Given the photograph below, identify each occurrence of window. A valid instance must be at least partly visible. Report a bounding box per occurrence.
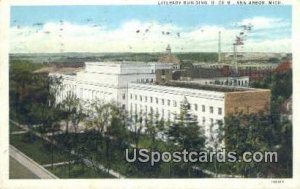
[135,104,137,112]
[156,98,159,104]
[135,95,137,100]
[202,105,205,112]
[162,99,165,105]
[122,104,125,109]
[130,93,133,99]
[194,104,198,111]
[122,93,126,100]
[167,100,171,106]
[168,110,171,119]
[210,118,214,126]
[145,96,148,102]
[173,100,177,107]
[210,106,213,114]
[202,117,206,125]
[162,70,166,75]
[150,97,153,103]
[140,95,142,101]
[218,107,222,115]
[162,109,165,118]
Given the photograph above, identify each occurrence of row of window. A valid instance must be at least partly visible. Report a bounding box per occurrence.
[136,78,154,83]
[129,104,222,126]
[130,103,223,121]
[129,94,223,115]
[209,80,248,86]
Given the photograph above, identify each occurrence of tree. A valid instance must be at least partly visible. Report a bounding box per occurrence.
[87,100,128,174]
[60,92,81,134]
[59,92,85,176]
[167,97,206,177]
[224,112,292,177]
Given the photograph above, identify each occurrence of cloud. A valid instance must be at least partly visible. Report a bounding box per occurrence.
[10,17,291,53]
[238,16,289,30]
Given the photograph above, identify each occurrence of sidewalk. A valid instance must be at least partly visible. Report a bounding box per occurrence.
[10,145,58,179]
[10,119,125,178]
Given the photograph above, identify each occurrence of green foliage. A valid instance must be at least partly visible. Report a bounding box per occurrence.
[224,112,292,177]
[177,52,218,62]
[9,59,61,125]
[251,70,292,112]
[168,98,205,150]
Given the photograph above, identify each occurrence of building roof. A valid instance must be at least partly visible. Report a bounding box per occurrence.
[161,81,262,93]
[158,44,180,64]
[188,67,224,78]
[274,61,292,73]
[158,54,180,64]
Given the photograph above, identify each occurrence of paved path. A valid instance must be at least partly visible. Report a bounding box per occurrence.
[10,145,58,179]
[11,120,238,178]
[42,161,75,168]
[9,156,39,179]
[10,131,28,135]
[10,119,125,178]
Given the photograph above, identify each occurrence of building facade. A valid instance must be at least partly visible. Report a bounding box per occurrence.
[51,61,271,147]
[51,61,173,110]
[127,82,270,146]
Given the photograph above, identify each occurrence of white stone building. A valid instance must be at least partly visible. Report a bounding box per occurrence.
[127,81,270,145]
[50,60,270,147]
[50,61,173,110]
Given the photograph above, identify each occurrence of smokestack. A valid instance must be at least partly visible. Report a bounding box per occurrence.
[218,31,221,63]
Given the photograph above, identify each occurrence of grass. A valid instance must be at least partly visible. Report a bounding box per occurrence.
[9,122,26,133]
[47,163,115,178]
[10,130,210,178]
[10,133,73,164]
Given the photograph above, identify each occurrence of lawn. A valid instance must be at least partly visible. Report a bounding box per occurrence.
[10,133,74,165]
[9,122,26,133]
[47,163,115,178]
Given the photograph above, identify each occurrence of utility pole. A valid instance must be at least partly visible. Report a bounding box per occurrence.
[218,31,221,63]
[233,44,238,75]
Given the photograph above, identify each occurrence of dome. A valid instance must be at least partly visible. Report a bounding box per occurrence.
[158,44,180,64]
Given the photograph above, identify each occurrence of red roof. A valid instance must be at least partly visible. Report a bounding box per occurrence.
[274,61,292,73]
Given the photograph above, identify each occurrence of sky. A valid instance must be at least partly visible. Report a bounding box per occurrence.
[10,5,292,53]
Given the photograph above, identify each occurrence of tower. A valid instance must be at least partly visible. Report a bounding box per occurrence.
[166,44,171,55]
[218,31,221,63]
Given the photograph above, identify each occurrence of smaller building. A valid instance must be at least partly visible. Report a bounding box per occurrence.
[158,44,180,69]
